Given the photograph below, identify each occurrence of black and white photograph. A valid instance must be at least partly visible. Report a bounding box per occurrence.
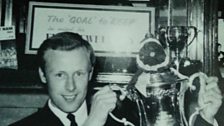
[0,0,223,126]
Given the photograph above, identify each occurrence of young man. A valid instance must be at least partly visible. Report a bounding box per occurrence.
[9,32,118,126]
[10,32,222,126]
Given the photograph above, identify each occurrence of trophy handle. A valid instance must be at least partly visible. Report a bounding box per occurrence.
[171,68,208,126]
[109,112,135,126]
[188,72,207,94]
[157,27,168,48]
[187,26,197,46]
[105,84,135,126]
[187,72,209,126]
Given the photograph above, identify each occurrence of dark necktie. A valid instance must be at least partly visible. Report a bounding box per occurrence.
[67,113,78,126]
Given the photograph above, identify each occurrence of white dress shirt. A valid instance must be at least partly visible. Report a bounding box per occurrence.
[48,100,88,126]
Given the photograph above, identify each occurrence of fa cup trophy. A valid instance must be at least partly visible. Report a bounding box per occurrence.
[109,37,209,126]
[132,37,188,126]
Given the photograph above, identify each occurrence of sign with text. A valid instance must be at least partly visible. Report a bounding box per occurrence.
[26,2,155,56]
[0,26,15,41]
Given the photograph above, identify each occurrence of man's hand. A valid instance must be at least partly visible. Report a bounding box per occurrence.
[198,76,223,124]
[83,86,117,126]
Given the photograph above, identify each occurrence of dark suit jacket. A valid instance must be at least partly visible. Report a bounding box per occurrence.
[9,104,64,126]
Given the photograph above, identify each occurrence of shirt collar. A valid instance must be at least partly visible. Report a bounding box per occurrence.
[48,99,88,126]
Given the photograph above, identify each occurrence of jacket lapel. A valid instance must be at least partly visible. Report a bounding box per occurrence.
[36,103,64,126]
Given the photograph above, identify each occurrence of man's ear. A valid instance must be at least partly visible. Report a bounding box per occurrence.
[38,67,47,83]
[88,67,94,81]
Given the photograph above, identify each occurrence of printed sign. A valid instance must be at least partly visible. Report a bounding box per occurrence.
[26,2,155,56]
[0,26,15,41]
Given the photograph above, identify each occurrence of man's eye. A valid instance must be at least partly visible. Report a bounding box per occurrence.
[75,71,86,76]
[55,73,65,78]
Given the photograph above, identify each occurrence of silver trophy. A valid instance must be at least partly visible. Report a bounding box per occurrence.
[159,26,197,71]
[133,38,188,126]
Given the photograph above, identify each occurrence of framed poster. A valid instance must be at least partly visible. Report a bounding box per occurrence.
[26,2,155,57]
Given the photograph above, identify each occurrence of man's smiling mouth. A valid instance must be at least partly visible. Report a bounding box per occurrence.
[63,95,77,101]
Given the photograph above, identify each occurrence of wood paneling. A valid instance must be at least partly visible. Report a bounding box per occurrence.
[187,0,218,75]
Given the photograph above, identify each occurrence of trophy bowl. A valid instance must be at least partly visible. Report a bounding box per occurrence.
[159,26,197,52]
[125,70,187,126]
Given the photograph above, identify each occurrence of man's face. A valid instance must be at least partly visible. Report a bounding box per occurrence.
[39,48,92,113]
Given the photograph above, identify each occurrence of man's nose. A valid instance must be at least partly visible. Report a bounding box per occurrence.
[65,77,76,91]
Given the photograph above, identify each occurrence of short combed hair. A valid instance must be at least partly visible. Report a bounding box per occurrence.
[37,32,96,71]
